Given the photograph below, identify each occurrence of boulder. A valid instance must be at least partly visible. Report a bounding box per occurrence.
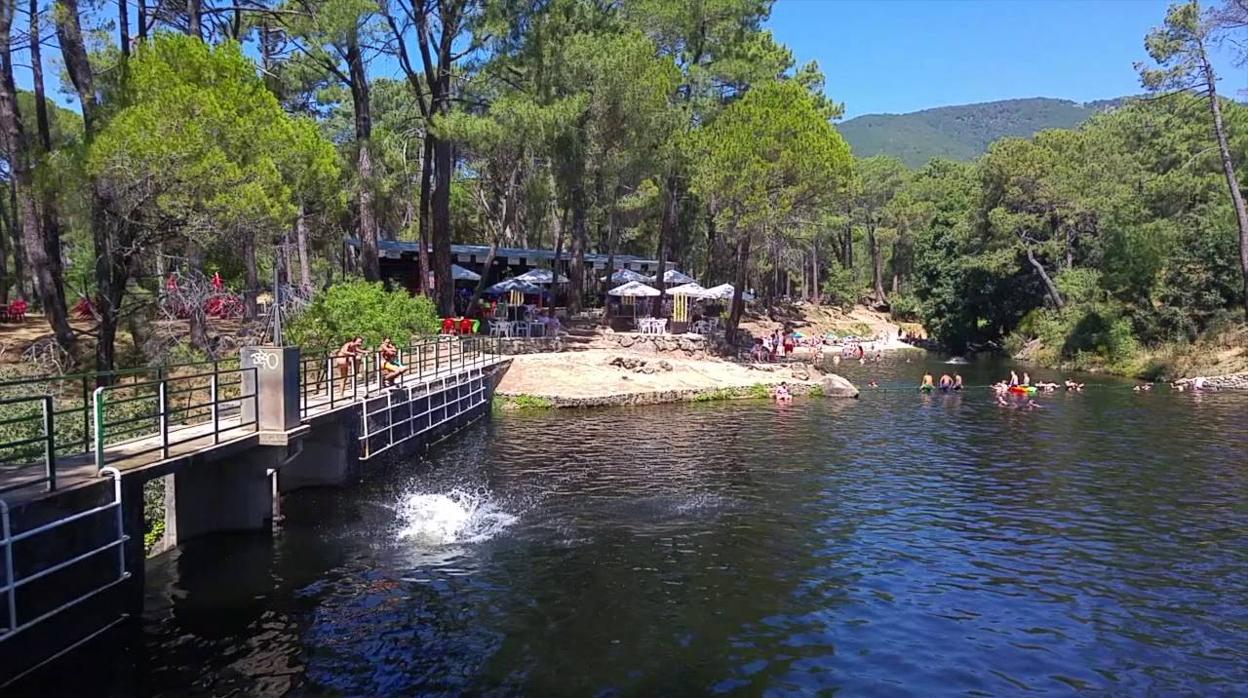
[819,374,860,398]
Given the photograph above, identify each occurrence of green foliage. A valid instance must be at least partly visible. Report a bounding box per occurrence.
[88,35,339,242]
[838,97,1124,167]
[494,394,554,409]
[1011,301,1142,372]
[285,280,439,349]
[821,265,860,310]
[888,292,921,322]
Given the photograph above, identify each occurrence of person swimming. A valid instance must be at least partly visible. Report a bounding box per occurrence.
[773,382,793,402]
[1022,372,1031,387]
[920,373,935,392]
[1064,379,1084,391]
[1009,370,1020,387]
[938,374,953,392]
[952,374,964,391]
[868,379,879,389]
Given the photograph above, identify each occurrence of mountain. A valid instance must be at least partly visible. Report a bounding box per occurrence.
[837,97,1127,167]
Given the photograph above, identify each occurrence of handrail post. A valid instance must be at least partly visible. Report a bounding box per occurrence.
[92,387,106,471]
[2,501,16,634]
[159,380,169,459]
[80,376,89,455]
[328,357,335,408]
[42,395,56,491]
[210,372,220,445]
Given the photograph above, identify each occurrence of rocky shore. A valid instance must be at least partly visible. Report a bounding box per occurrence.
[1173,373,1248,391]
[495,348,858,409]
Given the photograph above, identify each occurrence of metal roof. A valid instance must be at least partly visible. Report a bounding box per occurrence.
[348,238,660,268]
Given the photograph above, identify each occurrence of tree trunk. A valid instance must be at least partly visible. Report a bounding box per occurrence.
[118,0,129,56]
[811,240,819,302]
[137,0,146,42]
[187,0,201,39]
[432,135,453,315]
[467,238,498,311]
[726,225,751,346]
[7,178,24,301]
[868,224,886,305]
[1025,245,1064,309]
[417,133,433,295]
[186,245,210,351]
[0,6,73,350]
[242,232,258,319]
[347,40,380,282]
[0,201,7,304]
[57,0,122,375]
[550,204,564,310]
[567,184,586,313]
[1201,62,1248,315]
[655,174,679,313]
[296,206,312,295]
[29,0,71,339]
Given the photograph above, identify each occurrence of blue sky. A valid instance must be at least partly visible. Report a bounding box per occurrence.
[769,0,1248,119]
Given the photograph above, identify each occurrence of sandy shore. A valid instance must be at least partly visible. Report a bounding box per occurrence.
[495,348,857,408]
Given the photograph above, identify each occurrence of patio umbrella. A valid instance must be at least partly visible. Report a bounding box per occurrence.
[515,268,569,285]
[451,264,481,281]
[607,280,661,297]
[652,269,696,285]
[704,283,755,301]
[666,282,710,298]
[486,277,543,295]
[601,268,649,284]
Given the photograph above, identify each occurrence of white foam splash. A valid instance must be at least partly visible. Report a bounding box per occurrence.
[395,488,517,545]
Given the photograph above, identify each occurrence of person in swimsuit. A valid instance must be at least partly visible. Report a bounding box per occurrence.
[1022,372,1031,387]
[938,374,953,392]
[952,374,964,391]
[773,382,793,402]
[1009,370,1020,387]
[379,337,408,386]
[920,373,935,392]
[334,336,366,390]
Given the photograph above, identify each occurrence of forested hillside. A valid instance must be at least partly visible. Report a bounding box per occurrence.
[838,97,1125,166]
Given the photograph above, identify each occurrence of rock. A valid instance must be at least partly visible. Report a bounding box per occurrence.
[819,374,860,398]
[790,366,810,381]
[657,360,673,372]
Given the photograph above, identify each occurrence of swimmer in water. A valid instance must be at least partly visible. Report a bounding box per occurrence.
[1063,379,1084,391]
[952,374,964,391]
[1025,399,1043,410]
[938,374,953,392]
[996,393,1010,407]
[920,373,935,392]
[773,382,793,402]
[1009,370,1020,387]
[1022,372,1031,387]
[868,379,879,389]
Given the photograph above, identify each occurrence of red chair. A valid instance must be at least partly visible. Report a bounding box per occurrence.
[7,299,27,322]
[458,317,474,335]
[441,317,456,334]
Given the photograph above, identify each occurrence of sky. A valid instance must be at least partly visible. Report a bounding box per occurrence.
[768,0,1248,119]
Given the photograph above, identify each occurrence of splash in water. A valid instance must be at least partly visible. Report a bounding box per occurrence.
[395,488,517,545]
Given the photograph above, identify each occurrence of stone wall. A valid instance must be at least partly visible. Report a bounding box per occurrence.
[1174,372,1248,390]
[605,333,707,357]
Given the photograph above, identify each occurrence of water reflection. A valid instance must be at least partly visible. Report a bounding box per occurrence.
[66,356,1248,695]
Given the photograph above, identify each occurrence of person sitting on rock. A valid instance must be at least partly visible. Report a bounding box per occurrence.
[773,382,793,402]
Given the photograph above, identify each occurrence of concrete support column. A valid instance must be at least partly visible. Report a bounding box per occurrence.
[165,447,281,544]
[279,419,359,492]
[241,346,301,432]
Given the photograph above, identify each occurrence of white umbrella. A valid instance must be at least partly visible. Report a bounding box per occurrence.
[515,268,569,285]
[666,282,710,298]
[653,269,696,285]
[452,264,481,281]
[601,268,649,283]
[486,277,543,295]
[704,283,755,301]
[607,280,661,297]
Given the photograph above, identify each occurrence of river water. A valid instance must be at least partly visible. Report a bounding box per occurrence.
[70,356,1248,696]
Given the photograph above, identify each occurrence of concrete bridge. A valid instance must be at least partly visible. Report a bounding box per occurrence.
[0,335,511,686]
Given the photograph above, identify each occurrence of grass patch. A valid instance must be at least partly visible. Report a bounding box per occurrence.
[494,394,554,410]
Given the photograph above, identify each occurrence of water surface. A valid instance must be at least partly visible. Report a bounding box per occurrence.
[69,357,1248,695]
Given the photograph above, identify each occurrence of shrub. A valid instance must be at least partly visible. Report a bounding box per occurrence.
[888,293,921,322]
[285,280,439,350]
[820,266,860,311]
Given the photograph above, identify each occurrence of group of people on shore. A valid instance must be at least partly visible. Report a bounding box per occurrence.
[752,329,798,362]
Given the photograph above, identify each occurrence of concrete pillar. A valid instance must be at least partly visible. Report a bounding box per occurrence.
[165,447,281,543]
[241,346,301,432]
[278,418,359,492]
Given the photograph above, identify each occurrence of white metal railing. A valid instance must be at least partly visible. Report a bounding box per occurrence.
[0,468,129,647]
[358,367,489,460]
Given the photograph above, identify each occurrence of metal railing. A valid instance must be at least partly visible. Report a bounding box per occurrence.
[0,396,56,495]
[358,367,490,461]
[0,468,129,647]
[299,335,503,419]
[91,365,258,471]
